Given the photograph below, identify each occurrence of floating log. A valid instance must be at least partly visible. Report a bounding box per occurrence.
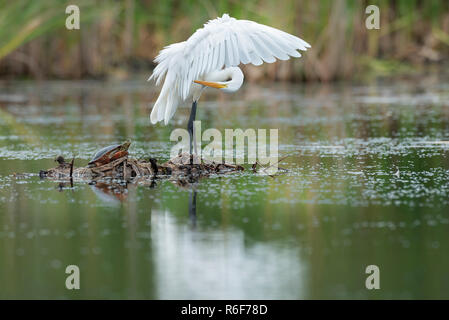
[39,153,245,182]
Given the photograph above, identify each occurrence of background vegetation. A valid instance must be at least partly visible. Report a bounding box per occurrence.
[0,0,448,82]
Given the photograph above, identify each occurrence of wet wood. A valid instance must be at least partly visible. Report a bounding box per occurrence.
[39,153,244,183]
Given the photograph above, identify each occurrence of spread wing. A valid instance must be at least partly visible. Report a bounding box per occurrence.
[149,13,311,124]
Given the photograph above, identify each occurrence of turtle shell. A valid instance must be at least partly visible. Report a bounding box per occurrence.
[88,144,121,166]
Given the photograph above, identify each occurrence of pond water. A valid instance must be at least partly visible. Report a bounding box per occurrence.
[0,75,449,299]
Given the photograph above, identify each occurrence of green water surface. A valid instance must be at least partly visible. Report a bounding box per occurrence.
[0,77,449,299]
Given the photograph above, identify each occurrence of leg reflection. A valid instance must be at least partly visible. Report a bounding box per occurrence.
[188,189,197,228]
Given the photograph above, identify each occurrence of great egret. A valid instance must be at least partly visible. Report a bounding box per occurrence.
[149,13,310,154]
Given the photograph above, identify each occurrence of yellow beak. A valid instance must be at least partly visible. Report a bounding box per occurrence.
[194,80,227,89]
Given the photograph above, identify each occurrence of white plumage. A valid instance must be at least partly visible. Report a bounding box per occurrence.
[149,13,311,125]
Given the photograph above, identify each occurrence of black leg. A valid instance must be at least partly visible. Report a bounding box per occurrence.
[187,101,197,155]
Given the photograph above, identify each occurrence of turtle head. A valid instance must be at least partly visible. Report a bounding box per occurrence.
[122,140,131,150]
[55,156,65,164]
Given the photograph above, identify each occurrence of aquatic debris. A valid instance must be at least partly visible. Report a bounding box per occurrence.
[39,141,245,184]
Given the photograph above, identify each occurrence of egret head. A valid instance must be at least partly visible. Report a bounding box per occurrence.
[194,67,244,93]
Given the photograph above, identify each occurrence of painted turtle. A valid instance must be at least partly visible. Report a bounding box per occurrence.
[88,141,131,168]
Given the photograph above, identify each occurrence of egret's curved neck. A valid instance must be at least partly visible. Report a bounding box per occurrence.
[204,67,244,93]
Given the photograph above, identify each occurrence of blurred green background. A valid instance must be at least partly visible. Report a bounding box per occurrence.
[0,0,448,82]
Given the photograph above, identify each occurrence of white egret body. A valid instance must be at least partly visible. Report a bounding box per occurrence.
[149,14,310,153]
